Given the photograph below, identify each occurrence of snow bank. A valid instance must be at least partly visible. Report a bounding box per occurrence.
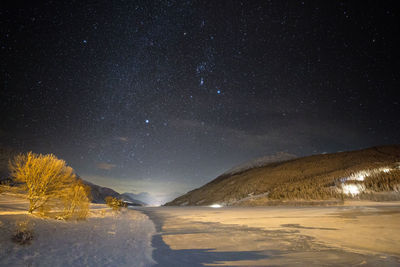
[0,193,156,267]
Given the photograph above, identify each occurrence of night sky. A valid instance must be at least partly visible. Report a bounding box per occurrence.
[1,1,399,204]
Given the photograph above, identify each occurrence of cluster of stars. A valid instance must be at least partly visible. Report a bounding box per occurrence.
[0,1,398,198]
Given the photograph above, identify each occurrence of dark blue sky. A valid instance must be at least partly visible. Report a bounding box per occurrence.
[1,1,399,203]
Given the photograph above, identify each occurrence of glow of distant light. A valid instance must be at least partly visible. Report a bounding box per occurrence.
[209,204,222,208]
[354,173,365,181]
[348,171,368,181]
[145,119,149,124]
[217,90,221,94]
[342,184,364,196]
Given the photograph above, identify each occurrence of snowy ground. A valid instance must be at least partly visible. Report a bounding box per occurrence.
[2,191,400,266]
[138,202,400,266]
[0,192,155,267]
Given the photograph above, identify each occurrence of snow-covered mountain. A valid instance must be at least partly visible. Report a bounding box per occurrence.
[166,145,400,206]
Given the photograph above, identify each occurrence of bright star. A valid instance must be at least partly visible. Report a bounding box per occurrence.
[217,90,221,94]
[145,119,149,124]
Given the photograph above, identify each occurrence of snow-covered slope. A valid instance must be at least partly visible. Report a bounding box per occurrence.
[0,193,156,266]
[166,145,400,206]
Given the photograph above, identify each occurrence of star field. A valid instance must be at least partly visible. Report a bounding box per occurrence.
[1,1,399,203]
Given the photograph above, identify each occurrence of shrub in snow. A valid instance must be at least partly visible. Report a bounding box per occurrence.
[9,152,91,219]
[105,196,127,211]
[61,180,91,220]
[12,220,34,245]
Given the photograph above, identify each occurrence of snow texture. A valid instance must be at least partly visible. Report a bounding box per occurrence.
[0,193,156,267]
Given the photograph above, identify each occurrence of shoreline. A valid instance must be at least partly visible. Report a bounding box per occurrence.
[0,192,156,267]
[163,199,400,208]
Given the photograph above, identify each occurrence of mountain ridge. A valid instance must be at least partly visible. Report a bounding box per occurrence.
[166,145,400,206]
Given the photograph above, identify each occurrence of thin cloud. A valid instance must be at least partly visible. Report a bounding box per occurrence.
[115,136,129,142]
[170,117,367,153]
[96,162,117,170]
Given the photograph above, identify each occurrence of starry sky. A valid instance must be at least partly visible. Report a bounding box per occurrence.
[1,1,399,204]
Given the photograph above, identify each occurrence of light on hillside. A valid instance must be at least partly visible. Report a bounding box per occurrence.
[342,184,365,196]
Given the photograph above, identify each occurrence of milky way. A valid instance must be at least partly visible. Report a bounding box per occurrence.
[1,1,399,202]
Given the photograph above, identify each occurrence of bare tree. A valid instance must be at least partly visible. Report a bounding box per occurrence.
[9,152,90,219]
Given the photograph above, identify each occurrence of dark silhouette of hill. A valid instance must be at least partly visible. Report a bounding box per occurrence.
[166,145,400,206]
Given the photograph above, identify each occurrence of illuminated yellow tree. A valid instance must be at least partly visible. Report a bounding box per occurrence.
[9,152,90,218]
[62,181,91,219]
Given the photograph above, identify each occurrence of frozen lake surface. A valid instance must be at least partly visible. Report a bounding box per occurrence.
[137,203,400,266]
